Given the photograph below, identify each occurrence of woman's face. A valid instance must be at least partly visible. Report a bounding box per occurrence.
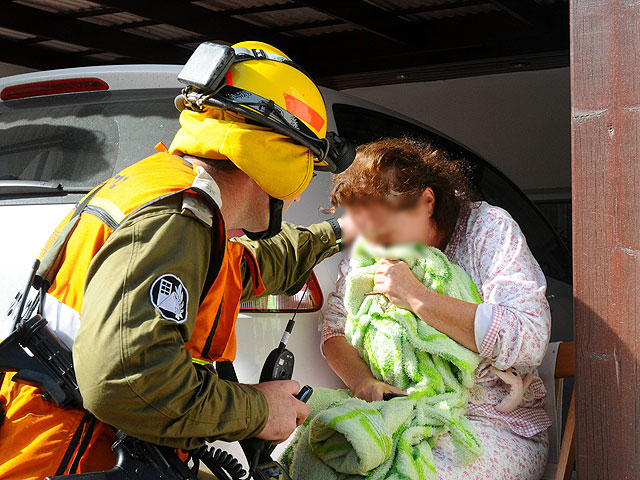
[344,189,441,248]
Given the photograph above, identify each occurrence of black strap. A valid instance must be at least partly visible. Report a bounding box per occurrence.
[68,415,97,474]
[198,192,226,305]
[218,86,319,141]
[326,217,343,250]
[201,300,223,360]
[0,392,5,428]
[232,46,314,80]
[54,412,93,476]
[216,360,238,383]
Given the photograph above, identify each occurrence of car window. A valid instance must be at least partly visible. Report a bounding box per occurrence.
[0,89,180,202]
[332,103,572,284]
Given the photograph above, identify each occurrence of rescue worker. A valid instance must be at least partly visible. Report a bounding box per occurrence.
[0,41,353,479]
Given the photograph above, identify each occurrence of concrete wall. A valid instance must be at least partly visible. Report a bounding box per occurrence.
[344,67,571,198]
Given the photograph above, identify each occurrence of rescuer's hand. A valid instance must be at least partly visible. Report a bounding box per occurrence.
[253,380,311,443]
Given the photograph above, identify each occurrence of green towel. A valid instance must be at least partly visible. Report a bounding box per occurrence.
[282,241,484,480]
[345,240,483,392]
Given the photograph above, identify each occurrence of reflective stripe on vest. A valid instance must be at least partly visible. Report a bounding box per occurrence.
[38,152,265,363]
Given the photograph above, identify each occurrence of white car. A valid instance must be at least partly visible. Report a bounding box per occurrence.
[0,65,573,464]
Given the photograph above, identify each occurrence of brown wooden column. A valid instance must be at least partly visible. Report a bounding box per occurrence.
[571,1,640,478]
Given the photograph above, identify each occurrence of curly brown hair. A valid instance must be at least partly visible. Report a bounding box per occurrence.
[329,137,479,243]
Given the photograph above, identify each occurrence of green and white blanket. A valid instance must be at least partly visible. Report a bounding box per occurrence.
[282,241,484,480]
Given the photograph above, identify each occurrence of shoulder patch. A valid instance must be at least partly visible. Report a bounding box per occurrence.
[150,274,189,324]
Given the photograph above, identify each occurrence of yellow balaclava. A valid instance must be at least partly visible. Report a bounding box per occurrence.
[169,107,314,200]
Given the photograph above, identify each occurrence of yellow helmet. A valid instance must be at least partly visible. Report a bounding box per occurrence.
[176,41,354,174]
[230,41,327,140]
[174,40,355,240]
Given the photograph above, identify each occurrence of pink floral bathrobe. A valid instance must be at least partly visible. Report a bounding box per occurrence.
[322,201,552,480]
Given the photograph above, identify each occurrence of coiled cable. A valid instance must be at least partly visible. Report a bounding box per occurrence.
[189,444,247,480]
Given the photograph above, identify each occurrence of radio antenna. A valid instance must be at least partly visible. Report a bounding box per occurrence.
[276,277,311,353]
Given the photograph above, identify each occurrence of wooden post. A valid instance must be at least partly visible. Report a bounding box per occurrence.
[571,1,640,478]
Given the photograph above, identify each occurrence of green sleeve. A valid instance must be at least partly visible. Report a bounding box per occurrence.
[233,221,340,302]
[73,198,268,449]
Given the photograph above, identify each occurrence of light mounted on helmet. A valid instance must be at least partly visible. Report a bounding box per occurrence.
[176,42,355,175]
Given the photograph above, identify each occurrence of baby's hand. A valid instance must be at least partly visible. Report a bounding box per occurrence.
[352,377,406,402]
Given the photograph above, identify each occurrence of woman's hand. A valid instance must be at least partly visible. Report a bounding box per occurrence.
[373,259,480,352]
[373,259,427,310]
[352,377,407,402]
[324,337,406,403]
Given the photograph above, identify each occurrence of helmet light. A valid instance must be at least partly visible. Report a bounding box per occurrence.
[177,42,236,94]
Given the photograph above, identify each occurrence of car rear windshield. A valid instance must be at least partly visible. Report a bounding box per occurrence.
[0,89,180,196]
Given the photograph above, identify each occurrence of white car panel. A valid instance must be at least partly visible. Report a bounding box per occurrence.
[0,204,71,339]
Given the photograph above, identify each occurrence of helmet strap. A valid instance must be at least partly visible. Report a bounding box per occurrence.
[232,46,313,79]
[242,195,284,241]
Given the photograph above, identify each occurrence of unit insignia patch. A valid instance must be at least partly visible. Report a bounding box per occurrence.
[150,274,188,324]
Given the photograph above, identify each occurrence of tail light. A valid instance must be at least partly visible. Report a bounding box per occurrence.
[240,271,324,313]
[1,77,109,101]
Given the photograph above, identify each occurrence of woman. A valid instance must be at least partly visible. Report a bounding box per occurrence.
[323,138,551,479]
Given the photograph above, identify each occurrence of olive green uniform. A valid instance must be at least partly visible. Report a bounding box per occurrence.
[73,194,340,450]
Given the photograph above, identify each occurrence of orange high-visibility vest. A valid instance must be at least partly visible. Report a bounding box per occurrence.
[0,152,265,479]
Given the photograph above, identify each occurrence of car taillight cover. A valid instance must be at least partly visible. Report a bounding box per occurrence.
[0,77,109,101]
[240,271,324,313]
